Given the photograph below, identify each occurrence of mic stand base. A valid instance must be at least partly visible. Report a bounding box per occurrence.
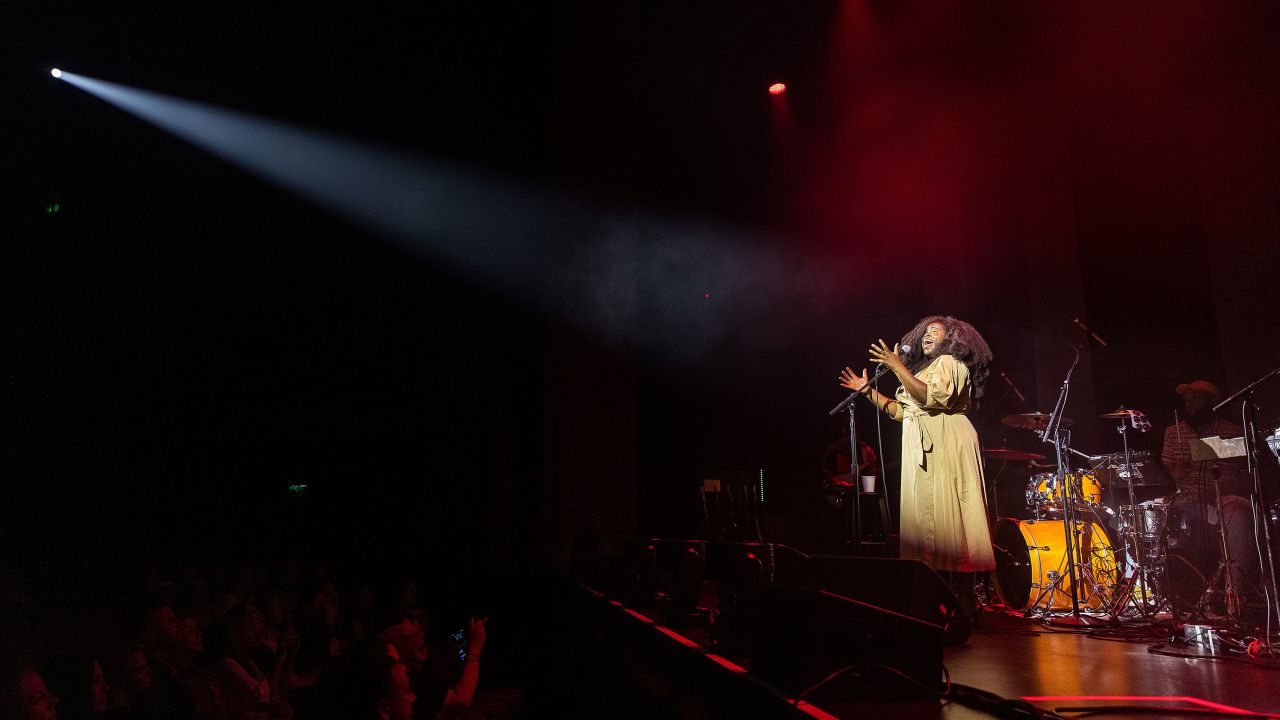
[1044,613,1108,628]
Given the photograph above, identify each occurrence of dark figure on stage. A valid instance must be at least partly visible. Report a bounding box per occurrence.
[815,432,880,552]
[1160,380,1257,598]
[839,316,995,616]
[821,431,877,491]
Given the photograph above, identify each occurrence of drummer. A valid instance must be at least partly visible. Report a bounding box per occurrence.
[1160,380,1256,590]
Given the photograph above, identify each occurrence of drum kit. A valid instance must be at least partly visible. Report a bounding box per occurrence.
[974,360,1280,642]
[984,408,1181,621]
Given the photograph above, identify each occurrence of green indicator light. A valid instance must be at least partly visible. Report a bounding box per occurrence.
[46,203,61,214]
[759,468,765,503]
[288,483,310,495]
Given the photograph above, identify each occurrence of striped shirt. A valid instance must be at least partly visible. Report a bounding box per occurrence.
[1161,416,1248,502]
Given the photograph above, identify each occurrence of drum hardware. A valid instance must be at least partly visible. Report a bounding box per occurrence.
[1001,411,1074,431]
[1019,344,1108,625]
[991,518,1117,612]
[1026,470,1104,518]
[1090,450,1173,488]
[1099,406,1153,432]
[1101,407,1170,620]
[982,448,1047,462]
[1192,442,1246,624]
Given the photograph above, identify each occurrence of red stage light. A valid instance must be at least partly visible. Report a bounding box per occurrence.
[768,82,786,96]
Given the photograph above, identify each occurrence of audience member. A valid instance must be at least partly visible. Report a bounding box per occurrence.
[105,642,151,716]
[2,666,59,720]
[44,654,110,720]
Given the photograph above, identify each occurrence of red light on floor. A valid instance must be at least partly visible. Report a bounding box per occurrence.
[704,654,748,673]
[623,608,654,624]
[768,83,786,96]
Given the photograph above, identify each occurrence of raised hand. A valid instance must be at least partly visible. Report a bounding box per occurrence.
[467,616,488,655]
[839,367,870,393]
[868,339,904,372]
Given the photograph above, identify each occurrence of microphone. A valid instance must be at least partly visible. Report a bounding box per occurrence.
[1071,317,1108,347]
[999,372,1027,403]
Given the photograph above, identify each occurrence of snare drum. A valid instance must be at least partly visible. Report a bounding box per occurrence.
[1026,471,1104,516]
[992,518,1117,611]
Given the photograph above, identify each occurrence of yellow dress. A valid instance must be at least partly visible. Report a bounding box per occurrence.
[889,354,995,572]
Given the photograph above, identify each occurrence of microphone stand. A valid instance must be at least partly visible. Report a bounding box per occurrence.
[830,363,896,557]
[1213,364,1280,633]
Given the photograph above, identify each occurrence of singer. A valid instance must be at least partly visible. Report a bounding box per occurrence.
[839,315,995,617]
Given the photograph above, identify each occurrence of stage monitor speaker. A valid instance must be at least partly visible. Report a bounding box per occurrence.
[750,583,943,701]
[803,555,971,644]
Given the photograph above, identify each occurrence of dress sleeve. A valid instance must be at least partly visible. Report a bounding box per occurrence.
[887,400,904,422]
[921,355,969,411]
[887,389,905,422]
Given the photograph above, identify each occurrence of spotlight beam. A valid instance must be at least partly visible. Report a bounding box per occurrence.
[51,69,835,367]
[53,70,543,289]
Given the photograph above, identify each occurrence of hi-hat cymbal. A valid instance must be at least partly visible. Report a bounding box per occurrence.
[1100,407,1143,419]
[982,448,1047,462]
[1001,412,1074,430]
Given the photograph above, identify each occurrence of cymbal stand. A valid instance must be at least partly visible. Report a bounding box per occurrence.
[1107,415,1163,620]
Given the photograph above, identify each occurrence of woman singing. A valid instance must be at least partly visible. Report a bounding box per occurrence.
[839,316,995,615]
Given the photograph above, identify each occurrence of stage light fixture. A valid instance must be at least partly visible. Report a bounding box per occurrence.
[767,82,786,96]
[51,68,62,78]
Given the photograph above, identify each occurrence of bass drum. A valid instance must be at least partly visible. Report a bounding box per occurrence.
[992,518,1118,611]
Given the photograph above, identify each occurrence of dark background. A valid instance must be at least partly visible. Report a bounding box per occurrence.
[3,1,1278,589]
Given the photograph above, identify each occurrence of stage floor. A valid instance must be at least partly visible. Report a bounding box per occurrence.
[936,607,1280,719]
[582,583,1280,719]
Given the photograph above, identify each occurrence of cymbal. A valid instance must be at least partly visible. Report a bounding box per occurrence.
[982,448,1047,462]
[1100,407,1143,419]
[1001,412,1074,430]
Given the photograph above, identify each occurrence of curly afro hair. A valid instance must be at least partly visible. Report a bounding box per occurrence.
[898,315,993,404]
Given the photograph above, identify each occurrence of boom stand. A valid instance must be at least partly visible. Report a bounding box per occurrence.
[1030,346,1105,626]
[1214,365,1280,636]
[829,364,895,557]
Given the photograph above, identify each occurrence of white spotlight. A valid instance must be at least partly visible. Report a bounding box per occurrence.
[51,68,62,78]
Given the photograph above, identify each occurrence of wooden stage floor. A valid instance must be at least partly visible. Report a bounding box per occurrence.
[579,582,1280,719]
[933,606,1280,719]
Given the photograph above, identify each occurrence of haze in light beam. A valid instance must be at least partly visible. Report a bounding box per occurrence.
[54,70,546,290]
[52,70,842,368]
